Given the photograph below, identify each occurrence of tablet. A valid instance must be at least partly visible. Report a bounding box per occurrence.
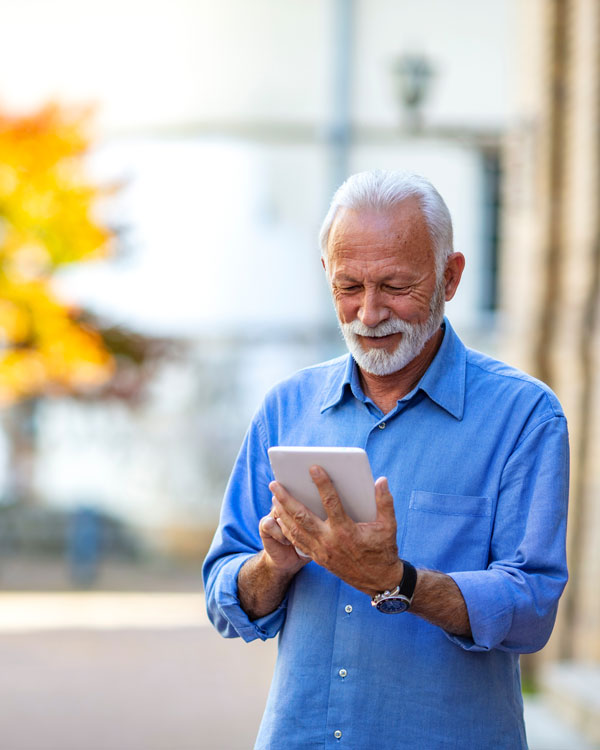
[267,446,376,523]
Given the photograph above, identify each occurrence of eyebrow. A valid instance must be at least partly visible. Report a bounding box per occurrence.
[332,272,415,284]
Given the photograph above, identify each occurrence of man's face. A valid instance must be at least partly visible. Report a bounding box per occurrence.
[325,200,446,376]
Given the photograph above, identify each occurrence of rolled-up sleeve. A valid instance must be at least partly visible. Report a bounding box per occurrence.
[446,415,569,653]
[202,411,287,642]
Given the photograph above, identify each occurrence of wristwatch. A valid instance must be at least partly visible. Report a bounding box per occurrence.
[371,560,417,614]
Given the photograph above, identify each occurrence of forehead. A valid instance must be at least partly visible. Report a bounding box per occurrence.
[327,200,435,272]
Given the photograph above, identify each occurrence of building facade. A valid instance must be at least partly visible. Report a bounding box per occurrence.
[501,0,600,741]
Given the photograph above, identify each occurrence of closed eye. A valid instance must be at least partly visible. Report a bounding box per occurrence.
[335,284,361,293]
[383,285,410,294]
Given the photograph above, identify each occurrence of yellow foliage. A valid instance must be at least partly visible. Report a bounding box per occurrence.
[0,103,116,404]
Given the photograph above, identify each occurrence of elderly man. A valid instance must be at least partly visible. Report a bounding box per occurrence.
[203,170,569,749]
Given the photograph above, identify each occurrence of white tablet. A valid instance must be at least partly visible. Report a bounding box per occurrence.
[267,446,376,523]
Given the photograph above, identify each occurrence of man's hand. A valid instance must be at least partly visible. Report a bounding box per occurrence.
[270,466,403,597]
[236,505,310,622]
[258,510,310,576]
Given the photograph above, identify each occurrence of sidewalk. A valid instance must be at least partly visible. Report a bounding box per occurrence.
[0,592,272,750]
[524,696,597,750]
[0,591,209,631]
[0,592,595,750]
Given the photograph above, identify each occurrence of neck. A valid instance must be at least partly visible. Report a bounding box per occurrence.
[358,327,444,415]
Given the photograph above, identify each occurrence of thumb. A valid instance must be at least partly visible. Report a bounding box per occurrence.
[374,476,395,523]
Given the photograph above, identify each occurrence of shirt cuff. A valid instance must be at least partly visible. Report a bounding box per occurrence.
[212,553,288,642]
[445,570,513,652]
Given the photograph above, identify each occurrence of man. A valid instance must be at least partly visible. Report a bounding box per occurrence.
[203,170,569,749]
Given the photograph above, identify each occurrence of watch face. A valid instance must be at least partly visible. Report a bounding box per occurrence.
[376,596,409,614]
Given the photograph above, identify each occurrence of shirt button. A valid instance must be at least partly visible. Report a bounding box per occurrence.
[338,668,347,678]
[334,730,342,739]
[378,422,386,429]
[344,604,352,613]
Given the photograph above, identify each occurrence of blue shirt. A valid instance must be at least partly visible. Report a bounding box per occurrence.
[203,319,569,750]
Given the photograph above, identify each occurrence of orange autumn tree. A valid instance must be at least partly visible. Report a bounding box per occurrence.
[0,103,115,404]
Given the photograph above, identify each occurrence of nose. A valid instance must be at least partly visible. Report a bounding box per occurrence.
[358,288,390,328]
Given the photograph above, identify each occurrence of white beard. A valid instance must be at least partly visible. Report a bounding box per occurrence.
[338,280,446,376]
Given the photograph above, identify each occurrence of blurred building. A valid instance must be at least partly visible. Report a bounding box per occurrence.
[501,0,600,743]
[0,0,516,543]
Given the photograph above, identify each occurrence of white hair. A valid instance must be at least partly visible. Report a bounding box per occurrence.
[319,169,454,279]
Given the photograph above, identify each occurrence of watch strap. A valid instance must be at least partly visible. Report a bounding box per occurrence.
[398,559,417,601]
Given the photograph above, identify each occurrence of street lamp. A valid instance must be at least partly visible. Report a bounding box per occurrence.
[393,52,435,132]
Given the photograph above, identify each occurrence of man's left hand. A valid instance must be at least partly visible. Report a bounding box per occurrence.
[269,466,403,597]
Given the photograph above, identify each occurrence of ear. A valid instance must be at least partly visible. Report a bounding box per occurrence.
[443,252,465,302]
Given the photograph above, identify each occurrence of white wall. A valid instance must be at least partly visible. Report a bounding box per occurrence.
[0,0,515,131]
[2,0,516,337]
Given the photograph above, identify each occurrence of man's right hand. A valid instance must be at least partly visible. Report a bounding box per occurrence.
[237,508,309,621]
[259,509,311,575]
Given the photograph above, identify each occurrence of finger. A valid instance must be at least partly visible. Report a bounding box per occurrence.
[269,481,322,535]
[272,503,311,551]
[309,465,349,524]
[374,476,396,523]
[269,490,321,555]
[259,514,291,546]
[274,510,312,558]
[274,515,298,547]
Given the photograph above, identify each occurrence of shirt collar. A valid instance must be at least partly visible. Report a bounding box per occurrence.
[319,317,466,420]
[319,352,356,413]
[417,317,466,420]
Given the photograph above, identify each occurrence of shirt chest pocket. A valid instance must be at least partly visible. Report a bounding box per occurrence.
[399,491,493,573]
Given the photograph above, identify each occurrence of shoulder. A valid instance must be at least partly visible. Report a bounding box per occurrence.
[277,353,349,385]
[464,346,565,420]
[259,354,349,412]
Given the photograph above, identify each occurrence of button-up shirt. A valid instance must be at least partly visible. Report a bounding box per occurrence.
[202,319,569,749]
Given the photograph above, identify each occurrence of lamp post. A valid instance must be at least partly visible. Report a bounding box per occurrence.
[393,52,435,132]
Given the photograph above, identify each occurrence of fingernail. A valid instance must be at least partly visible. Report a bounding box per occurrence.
[309,465,321,478]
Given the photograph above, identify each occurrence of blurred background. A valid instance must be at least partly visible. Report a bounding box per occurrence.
[0,0,598,748]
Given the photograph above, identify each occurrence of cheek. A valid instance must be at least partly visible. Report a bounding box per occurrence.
[389,294,431,323]
[333,296,357,324]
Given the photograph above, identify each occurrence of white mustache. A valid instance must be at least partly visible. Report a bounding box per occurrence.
[342,318,412,338]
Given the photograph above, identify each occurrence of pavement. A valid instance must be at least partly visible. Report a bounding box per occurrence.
[0,592,596,750]
[0,592,273,750]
